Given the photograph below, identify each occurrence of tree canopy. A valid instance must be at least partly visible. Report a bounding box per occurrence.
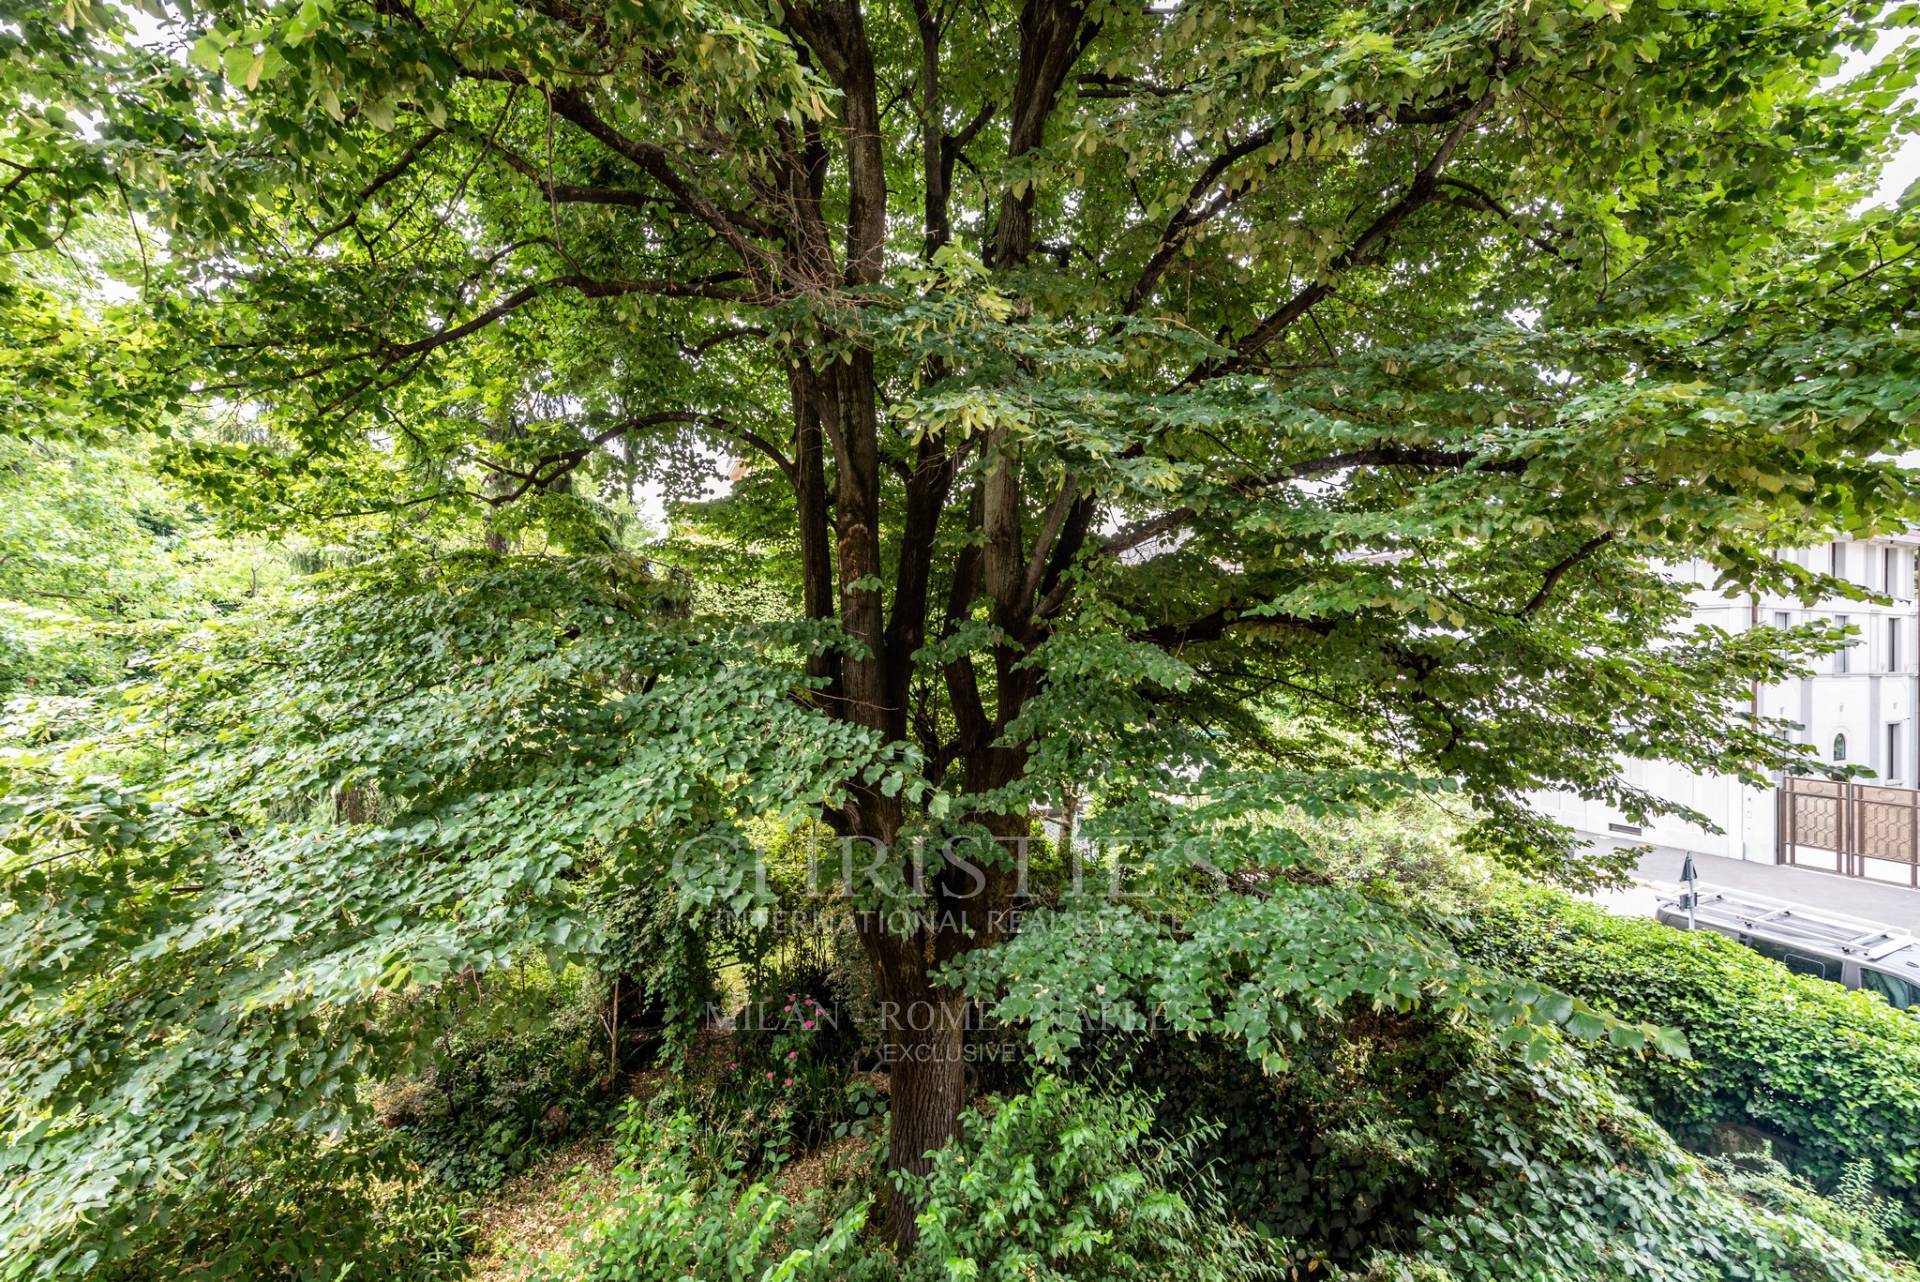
[4,0,1920,1269]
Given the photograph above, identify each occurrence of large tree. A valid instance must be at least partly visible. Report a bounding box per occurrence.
[5,0,1920,1260]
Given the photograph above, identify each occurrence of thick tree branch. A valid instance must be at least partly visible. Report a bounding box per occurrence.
[1125,124,1277,313]
[541,86,780,273]
[1133,602,1333,649]
[680,324,772,357]
[1021,473,1080,606]
[377,272,749,362]
[990,0,1097,268]
[780,1,888,285]
[1436,175,1578,262]
[912,0,950,259]
[785,359,841,696]
[939,484,992,751]
[1196,95,1492,380]
[464,128,663,211]
[721,426,796,479]
[1125,94,1498,316]
[883,431,959,739]
[307,127,448,249]
[1516,532,1613,616]
[377,0,779,282]
[1094,445,1527,564]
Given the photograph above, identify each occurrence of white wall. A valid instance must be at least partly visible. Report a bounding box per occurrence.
[1537,535,1920,863]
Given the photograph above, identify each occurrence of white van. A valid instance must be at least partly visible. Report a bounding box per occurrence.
[1656,889,1920,1013]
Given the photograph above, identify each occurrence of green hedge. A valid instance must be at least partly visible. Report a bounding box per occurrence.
[1453,885,1920,1232]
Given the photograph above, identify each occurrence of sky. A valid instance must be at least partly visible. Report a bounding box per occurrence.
[1843,27,1920,205]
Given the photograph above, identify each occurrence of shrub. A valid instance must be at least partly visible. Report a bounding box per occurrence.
[1357,1034,1906,1281]
[898,1076,1285,1282]
[1104,1019,1453,1260]
[400,976,613,1191]
[533,1107,882,1282]
[92,1126,470,1282]
[659,985,887,1172]
[1709,1151,1904,1258]
[541,1079,1278,1282]
[1095,1005,1913,1280]
[1449,884,1920,1241]
[591,870,718,1055]
[733,972,868,1080]
[527,1021,1907,1282]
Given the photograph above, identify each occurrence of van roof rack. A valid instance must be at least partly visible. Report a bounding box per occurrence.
[1664,888,1915,961]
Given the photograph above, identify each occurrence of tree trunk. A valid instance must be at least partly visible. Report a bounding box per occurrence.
[869,946,969,1250]
[850,797,1026,1251]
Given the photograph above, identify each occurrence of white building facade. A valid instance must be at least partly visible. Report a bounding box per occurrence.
[1535,535,1920,872]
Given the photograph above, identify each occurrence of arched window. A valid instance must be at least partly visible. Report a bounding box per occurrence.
[1834,733,1849,762]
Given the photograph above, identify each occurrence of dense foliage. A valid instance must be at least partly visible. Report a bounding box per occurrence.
[4,0,1920,1270]
[89,1127,470,1282]
[0,435,284,694]
[0,551,893,1271]
[1370,1043,1901,1282]
[546,1078,1280,1281]
[896,1077,1281,1280]
[530,1108,880,1282]
[393,982,616,1191]
[1454,884,1920,1244]
[1071,1003,1915,1280]
[521,1028,1918,1282]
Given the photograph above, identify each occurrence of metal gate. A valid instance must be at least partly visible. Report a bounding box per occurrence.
[1778,776,1920,884]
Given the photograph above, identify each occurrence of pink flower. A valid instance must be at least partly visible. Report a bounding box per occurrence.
[765,1071,775,1081]
[802,1019,815,1030]
[783,1004,793,1013]
[786,1050,797,1061]
[727,1062,737,1071]
[783,1077,794,1087]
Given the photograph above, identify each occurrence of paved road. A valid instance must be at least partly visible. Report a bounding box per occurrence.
[1618,847,1920,933]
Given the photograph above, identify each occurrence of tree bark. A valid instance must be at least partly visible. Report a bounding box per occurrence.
[778,0,1093,1255]
[787,357,840,697]
[866,941,970,1247]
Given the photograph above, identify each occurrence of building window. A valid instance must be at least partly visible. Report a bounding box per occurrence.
[1892,616,1902,673]
[1775,610,1792,630]
[1889,724,1903,786]
[1835,733,1848,762]
[1837,616,1851,673]
[1832,542,1845,579]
